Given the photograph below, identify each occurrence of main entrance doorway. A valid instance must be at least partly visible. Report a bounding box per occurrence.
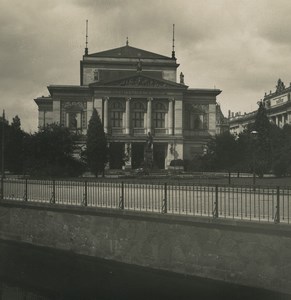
[109,143,124,169]
[131,143,145,169]
[153,143,167,169]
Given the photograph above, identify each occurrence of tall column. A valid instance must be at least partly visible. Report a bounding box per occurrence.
[275,115,279,127]
[125,97,131,134]
[147,97,153,134]
[104,97,109,133]
[168,98,174,135]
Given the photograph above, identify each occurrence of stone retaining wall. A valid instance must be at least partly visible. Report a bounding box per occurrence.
[0,201,291,294]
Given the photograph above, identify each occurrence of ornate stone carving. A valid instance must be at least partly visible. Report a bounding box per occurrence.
[190,104,209,113]
[61,101,87,110]
[110,76,170,88]
[136,59,142,72]
[276,79,286,94]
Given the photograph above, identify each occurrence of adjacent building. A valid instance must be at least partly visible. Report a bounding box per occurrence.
[229,79,291,135]
[34,41,222,169]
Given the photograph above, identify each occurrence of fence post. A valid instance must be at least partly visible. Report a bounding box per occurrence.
[119,182,124,209]
[82,181,88,206]
[23,178,28,202]
[50,180,55,204]
[275,186,280,224]
[0,177,3,200]
[213,185,219,218]
[162,183,167,214]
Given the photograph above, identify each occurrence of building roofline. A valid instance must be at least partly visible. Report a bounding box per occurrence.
[186,88,222,96]
[87,44,173,60]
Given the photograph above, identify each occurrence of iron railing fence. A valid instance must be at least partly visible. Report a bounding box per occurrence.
[1,178,291,224]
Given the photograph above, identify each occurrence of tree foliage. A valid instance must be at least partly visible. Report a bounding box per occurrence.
[24,123,84,177]
[251,102,272,176]
[0,115,26,174]
[85,108,108,177]
[271,125,291,177]
[199,132,239,172]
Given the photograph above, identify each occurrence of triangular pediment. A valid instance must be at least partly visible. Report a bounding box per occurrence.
[88,45,171,59]
[90,74,188,89]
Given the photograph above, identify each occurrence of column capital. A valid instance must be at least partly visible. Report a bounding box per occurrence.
[125,97,132,101]
[147,97,153,102]
[169,97,175,102]
[103,96,109,101]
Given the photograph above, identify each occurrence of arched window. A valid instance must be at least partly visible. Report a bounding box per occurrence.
[186,104,208,130]
[153,102,167,128]
[132,101,145,128]
[110,101,124,128]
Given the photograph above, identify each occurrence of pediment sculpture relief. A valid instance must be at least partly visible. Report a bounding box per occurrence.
[61,101,87,111]
[110,76,170,88]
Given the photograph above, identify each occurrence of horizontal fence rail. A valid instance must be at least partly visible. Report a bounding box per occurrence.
[1,178,291,224]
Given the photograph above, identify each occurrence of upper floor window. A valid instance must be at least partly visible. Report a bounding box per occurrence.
[186,104,209,130]
[132,101,145,128]
[153,102,167,128]
[110,100,124,128]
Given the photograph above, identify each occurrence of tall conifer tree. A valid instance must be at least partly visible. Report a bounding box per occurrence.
[86,108,107,177]
[252,102,272,176]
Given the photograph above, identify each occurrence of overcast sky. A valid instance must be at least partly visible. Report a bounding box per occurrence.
[1,0,291,132]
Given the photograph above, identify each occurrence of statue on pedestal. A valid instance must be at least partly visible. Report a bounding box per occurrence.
[144,132,153,169]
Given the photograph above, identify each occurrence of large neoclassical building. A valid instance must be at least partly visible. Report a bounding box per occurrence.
[229,79,291,135]
[35,41,222,169]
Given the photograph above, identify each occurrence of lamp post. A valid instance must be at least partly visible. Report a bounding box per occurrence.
[251,130,258,185]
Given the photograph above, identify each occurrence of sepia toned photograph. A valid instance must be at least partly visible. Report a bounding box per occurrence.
[0,0,291,299]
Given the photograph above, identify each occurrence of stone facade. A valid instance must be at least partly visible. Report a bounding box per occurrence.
[34,43,222,169]
[229,79,291,135]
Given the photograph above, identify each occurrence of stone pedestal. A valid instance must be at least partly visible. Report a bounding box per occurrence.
[144,148,153,169]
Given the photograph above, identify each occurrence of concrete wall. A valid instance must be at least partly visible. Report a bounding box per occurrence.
[0,201,291,295]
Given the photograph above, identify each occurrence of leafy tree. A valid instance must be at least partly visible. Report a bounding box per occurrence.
[251,102,272,177]
[24,123,84,177]
[201,132,239,172]
[0,115,26,174]
[272,125,291,177]
[234,131,253,172]
[85,108,108,177]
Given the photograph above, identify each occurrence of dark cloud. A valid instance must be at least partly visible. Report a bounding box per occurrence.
[1,0,291,131]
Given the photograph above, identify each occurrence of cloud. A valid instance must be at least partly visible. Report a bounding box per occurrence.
[1,0,291,131]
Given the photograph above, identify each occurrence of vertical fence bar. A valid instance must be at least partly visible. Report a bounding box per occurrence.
[162,183,167,214]
[50,180,55,204]
[275,186,280,224]
[119,182,124,210]
[213,185,219,218]
[0,177,3,200]
[23,178,28,202]
[82,181,88,206]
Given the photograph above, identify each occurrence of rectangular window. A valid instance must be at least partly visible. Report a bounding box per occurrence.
[111,111,122,127]
[153,112,165,128]
[133,112,144,128]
